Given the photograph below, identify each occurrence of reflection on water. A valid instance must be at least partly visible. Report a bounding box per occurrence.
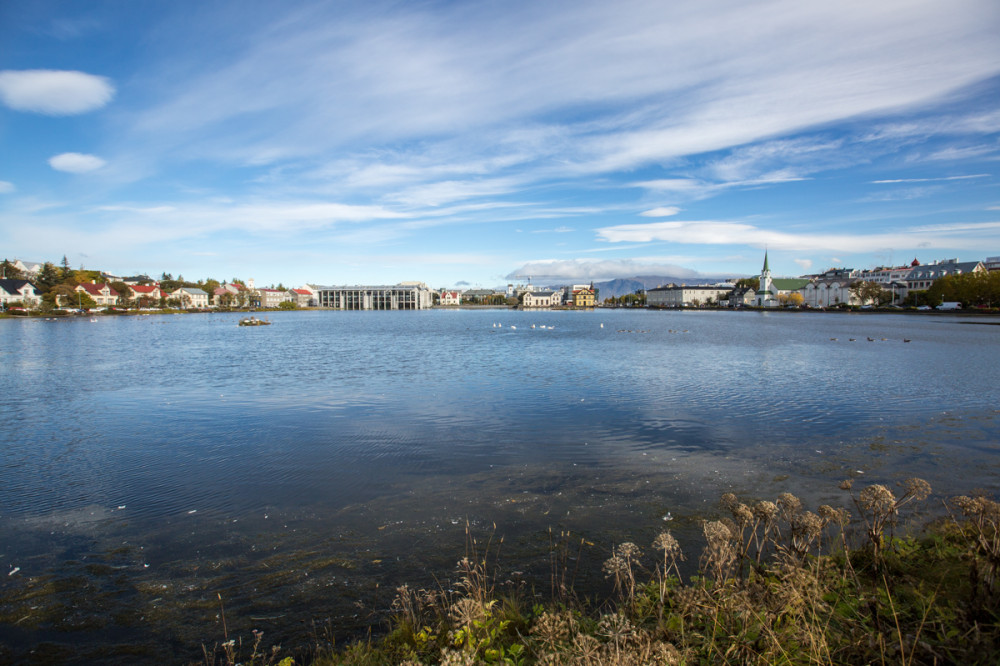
[1,310,999,662]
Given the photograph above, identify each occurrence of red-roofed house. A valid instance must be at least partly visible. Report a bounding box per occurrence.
[290,288,314,307]
[76,283,120,306]
[439,290,461,306]
[129,284,162,306]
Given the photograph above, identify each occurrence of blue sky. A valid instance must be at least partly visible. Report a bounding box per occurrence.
[1,0,999,289]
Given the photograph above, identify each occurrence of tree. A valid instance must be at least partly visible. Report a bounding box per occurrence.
[735,277,760,290]
[60,255,73,281]
[109,281,131,308]
[277,301,297,310]
[35,262,61,292]
[850,281,888,306]
[1,259,24,280]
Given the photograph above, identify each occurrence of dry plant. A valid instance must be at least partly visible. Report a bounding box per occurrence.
[602,542,644,607]
[950,493,1000,598]
[850,478,931,567]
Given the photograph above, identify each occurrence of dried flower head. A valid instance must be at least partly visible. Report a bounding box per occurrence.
[732,503,754,526]
[602,554,627,578]
[777,492,802,517]
[616,542,642,559]
[754,500,779,521]
[653,531,681,557]
[793,511,824,540]
[703,520,733,544]
[839,479,854,491]
[817,504,849,525]
[901,478,931,501]
[859,484,896,513]
[720,492,738,511]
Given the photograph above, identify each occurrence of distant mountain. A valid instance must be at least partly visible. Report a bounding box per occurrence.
[593,275,716,299]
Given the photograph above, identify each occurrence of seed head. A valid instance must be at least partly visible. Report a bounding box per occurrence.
[859,484,896,513]
[777,492,802,517]
[754,500,779,521]
[653,531,681,557]
[901,478,931,501]
[732,502,754,526]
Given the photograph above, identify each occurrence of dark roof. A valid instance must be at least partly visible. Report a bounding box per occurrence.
[0,279,38,294]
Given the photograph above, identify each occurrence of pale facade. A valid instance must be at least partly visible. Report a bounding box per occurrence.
[171,287,210,309]
[0,279,41,307]
[648,285,733,307]
[801,280,860,308]
[440,290,462,306]
[258,288,292,308]
[76,283,120,306]
[314,283,434,310]
[522,291,558,308]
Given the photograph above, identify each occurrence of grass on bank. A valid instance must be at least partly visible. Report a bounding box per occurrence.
[198,479,1000,666]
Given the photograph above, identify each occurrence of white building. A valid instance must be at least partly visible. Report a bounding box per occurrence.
[171,287,210,309]
[522,291,559,308]
[647,284,733,307]
[313,282,434,310]
[0,279,41,307]
[440,290,462,306]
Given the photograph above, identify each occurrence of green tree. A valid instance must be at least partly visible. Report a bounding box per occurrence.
[60,255,73,281]
[277,300,298,310]
[850,280,888,306]
[1,259,24,280]
[35,262,61,292]
[109,281,131,308]
[735,277,760,290]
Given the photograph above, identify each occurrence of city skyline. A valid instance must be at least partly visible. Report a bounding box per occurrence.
[1,0,999,288]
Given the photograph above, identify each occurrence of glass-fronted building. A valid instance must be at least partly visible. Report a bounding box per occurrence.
[313,282,433,310]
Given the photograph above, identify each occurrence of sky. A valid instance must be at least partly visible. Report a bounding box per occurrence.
[1,0,999,289]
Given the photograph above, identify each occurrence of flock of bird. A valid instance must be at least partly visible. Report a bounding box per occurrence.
[489,322,911,343]
[830,336,912,343]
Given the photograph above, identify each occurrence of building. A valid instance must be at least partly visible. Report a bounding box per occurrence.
[258,288,292,308]
[171,287,210,309]
[800,278,860,308]
[462,288,501,304]
[754,252,810,307]
[902,259,985,292]
[522,291,559,308]
[129,284,162,305]
[289,288,315,307]
[76,283,120,307]
[439,290,462,306]
[648,284,733,307]
[0,279,41,307]
[313,282,434,310]
[572,286,596,307]
[12,260,42,277]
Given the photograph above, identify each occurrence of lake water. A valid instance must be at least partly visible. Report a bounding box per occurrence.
[1,309,999,662]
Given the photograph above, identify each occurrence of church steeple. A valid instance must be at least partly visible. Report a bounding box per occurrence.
[762,250,770,274]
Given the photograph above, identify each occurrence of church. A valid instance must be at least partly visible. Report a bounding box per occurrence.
[754,251,809,307]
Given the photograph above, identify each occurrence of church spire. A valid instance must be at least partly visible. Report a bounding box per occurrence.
[762,250,770,273]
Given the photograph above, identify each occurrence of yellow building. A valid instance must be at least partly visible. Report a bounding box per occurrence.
[573,286,595,307]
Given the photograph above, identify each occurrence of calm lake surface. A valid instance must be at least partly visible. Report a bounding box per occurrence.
[2,309,999,662]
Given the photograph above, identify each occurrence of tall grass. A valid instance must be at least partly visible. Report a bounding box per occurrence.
[198,479,1000,665]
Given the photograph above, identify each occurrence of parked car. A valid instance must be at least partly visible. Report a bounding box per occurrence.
[937,302,963,310]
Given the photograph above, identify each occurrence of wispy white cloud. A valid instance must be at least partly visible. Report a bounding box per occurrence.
[507,258,704,281]
[0,181,15,194]
[640,206,681,217]
[794,258,814,271]
[0,70,114,115]
[48,153,107,173]
[595,219,1000,253]
[871,174,990,184]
